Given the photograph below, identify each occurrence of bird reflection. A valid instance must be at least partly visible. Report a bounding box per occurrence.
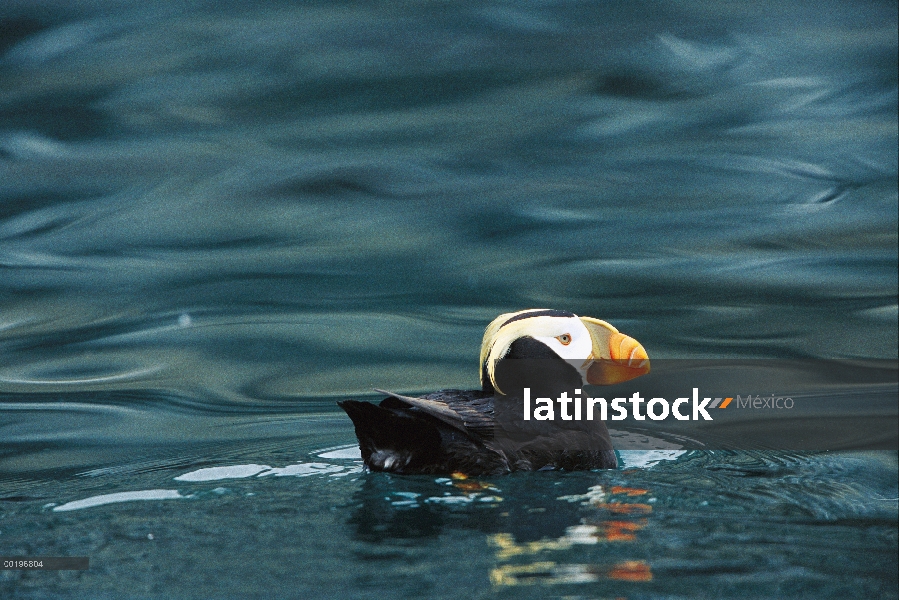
[346,472,656,590]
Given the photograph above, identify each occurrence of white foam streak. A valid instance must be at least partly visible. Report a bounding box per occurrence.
[258,463,345,477]
[175,464,271,482]
[318,446,362,459]
[53,489,184,512]
[618,450,687,469]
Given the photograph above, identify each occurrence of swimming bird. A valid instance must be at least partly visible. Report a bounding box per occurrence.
[338,309,649,475]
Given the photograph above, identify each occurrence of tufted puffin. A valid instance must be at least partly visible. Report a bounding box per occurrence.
[338,309,649,475]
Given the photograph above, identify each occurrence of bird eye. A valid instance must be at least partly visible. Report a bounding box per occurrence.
[556,334,572,346]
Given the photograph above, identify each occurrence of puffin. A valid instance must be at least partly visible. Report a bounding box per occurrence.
[338,309,649,475]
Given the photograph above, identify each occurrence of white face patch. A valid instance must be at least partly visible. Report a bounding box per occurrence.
[485,313,598,392]
[531,316,593,362]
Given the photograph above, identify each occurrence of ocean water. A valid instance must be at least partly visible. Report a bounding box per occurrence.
[1,1,896,598]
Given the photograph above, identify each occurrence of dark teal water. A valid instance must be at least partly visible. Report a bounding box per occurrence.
[1,1,896,598]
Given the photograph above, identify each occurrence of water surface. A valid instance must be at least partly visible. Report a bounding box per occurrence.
[1,0,896,597]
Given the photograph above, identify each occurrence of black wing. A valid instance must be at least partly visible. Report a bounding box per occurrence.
[374,388,495,441]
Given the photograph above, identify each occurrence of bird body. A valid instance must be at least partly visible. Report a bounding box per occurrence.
[338,309,649,475]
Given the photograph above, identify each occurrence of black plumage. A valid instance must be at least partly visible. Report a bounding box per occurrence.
[338,309,649,475]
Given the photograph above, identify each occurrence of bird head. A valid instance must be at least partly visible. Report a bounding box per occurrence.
[480,309,650,396]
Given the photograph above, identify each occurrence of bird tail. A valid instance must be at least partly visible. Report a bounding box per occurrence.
[337,400,441,473]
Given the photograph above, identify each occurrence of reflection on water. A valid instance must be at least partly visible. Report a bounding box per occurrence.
[339,450,896,597]
[489,482,655,586]
[1,440,897,597]
[0,0,896,597]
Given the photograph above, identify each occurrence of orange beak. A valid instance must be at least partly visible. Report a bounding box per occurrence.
[585,331,650,385]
